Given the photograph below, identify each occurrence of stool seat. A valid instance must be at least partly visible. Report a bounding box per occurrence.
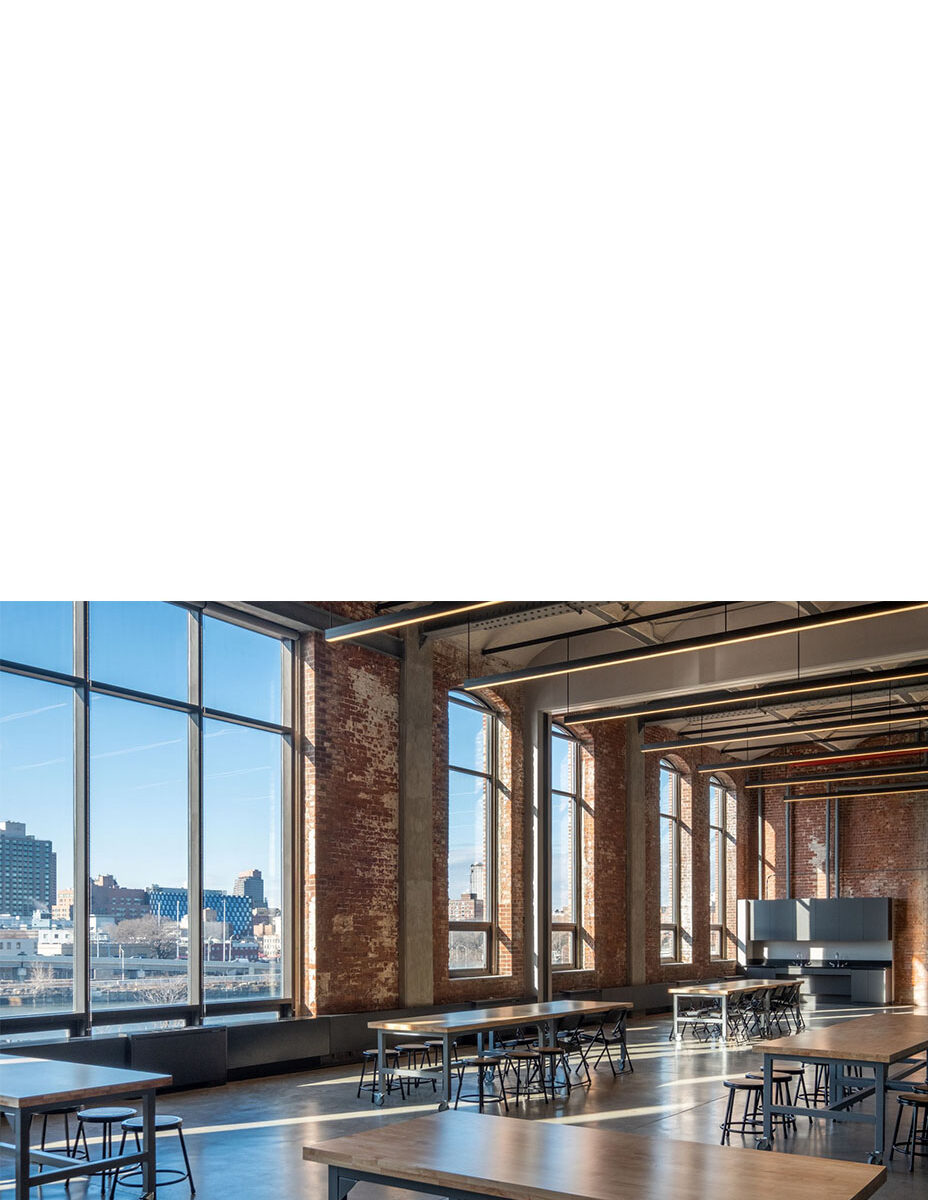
[121,1114,184,1132]
[78,1108,137,1122]
[506,1048,541,1059]
[536,1045,565,1055]
[898,1092,928,1105]
[746,1072,796,1084]
[724,1077,764,1090]
[395,1042,428,1051]
[462,1056,502,1067]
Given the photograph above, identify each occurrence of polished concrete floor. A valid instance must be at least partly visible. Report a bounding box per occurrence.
[3,1002,925,1199]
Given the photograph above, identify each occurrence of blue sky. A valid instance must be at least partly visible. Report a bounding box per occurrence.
[0,603,282,908]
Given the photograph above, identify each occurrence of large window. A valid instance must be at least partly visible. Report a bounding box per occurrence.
[447,690,497,975]
[709,776,736,959]
[551,724,582,969]
[0,602,293,1039]
[659,759,681,961]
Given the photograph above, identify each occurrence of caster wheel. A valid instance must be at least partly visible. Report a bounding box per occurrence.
[373,1092,386,1107]
[755,1138,772,1151]
[437,1101,449,1112]
[866,1154,882,1165]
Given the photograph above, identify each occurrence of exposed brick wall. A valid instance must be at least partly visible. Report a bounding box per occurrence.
[745,735,928,1006]
[303,603,401,1015]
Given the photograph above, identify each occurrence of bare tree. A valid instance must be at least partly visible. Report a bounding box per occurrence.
[112,915,182,959]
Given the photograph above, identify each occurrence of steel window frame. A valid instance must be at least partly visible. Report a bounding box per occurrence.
[708,775,735,961]
[447,691,498,978]
[0,601,297,1039]
[659,760,682,962]
[550,724,583,971]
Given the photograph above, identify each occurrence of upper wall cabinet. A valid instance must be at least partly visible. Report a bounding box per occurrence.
[750,898,892,942]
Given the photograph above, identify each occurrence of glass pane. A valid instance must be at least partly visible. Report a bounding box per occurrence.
[709,783,720,828]
[551,793,575,924]
[203,719,282,1002]
[0,673,74,1014]
[709,825,720,926]
[90,602,188,701]
[710,927,722,958]
[660,814,674,923]
[659,764,676,816]
[551,732,576,793]
[203,616,282,724]
[448,699,489,774]
[89,694,189,1009]
[449,928,487,972]
[660,927,675,959]
[551,928,574,968]
[447,770,489,925]
[0,601,73,674]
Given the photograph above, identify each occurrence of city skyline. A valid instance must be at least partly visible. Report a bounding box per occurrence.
[0,603,283,907]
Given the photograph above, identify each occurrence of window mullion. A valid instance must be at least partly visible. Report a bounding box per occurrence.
[187,609,204,1022]
[72,602,90,1031]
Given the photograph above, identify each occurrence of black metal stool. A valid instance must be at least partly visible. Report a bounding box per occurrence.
[770,1066,812,1124]
[75,1108,138,1196]
[720,1074,793,1144]
[40,1104,82,1158]
[357,1048,404,1101]
[109,1114,194,1197]
[505,1049,548,1103]
[454,1057,508,1112]
[745,1071,796,1132]
[889,1092,928,1172]
[394,1042,437,1093]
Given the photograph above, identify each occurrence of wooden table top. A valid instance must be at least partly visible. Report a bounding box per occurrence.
[0,1059,172,1109]
[369,999,631,1036]
[668,978,804,996]
[304,1111,886,1200]
[764,1013,928,1064]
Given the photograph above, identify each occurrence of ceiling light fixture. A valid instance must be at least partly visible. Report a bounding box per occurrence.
[642,709,928,754]
[743,762,928,789]
[696,740,928,774]
[325,602,501,643]
[784,784,928,804]
[557,661,928,726]
[460,602,928,691]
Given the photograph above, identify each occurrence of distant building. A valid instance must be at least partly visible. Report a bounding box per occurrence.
[0,821,56,917]
[149,886,253,936]
[55,875,147,923]
[233,869,266,907]
[469,862,486,900]
[448,892,485,921]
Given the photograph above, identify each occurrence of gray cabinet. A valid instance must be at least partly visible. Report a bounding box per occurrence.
[751,900,796,940]
[809,899,841,940]
[750,897,891,944]
[861,898,892,940]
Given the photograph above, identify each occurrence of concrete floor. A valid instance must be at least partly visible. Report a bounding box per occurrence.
[3,1003,925,1199]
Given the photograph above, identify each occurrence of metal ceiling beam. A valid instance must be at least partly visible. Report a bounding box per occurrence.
[420,602,569,643]
[557,659,928,727]
[462,602,928,692]
[668,697,927,742]
[228,602,404,657]
[324,602,502,643]
[696,739,928,774]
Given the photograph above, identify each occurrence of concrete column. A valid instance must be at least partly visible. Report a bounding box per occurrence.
[399,629,434,1007]
[625,718,647,985]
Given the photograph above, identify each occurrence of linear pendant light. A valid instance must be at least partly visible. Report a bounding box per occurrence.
[325,602,500,642]
[696,740,928,774]
[641,709,928,754]
[558,661,928,727]
[743,762,928,789]
[460,601,928,691]
[784,784,928,804]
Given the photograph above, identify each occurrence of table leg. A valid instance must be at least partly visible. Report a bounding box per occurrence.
[872,1061,886,1163]
[673,994,680,1040]
[13,1110,31,1200]
[764,990,771,1038]
[477,1032,484,1056]
[441,1033,452,1107]
[759,1055,773,1149]
[721,995,728,1043]
[141,1088,155,1199]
